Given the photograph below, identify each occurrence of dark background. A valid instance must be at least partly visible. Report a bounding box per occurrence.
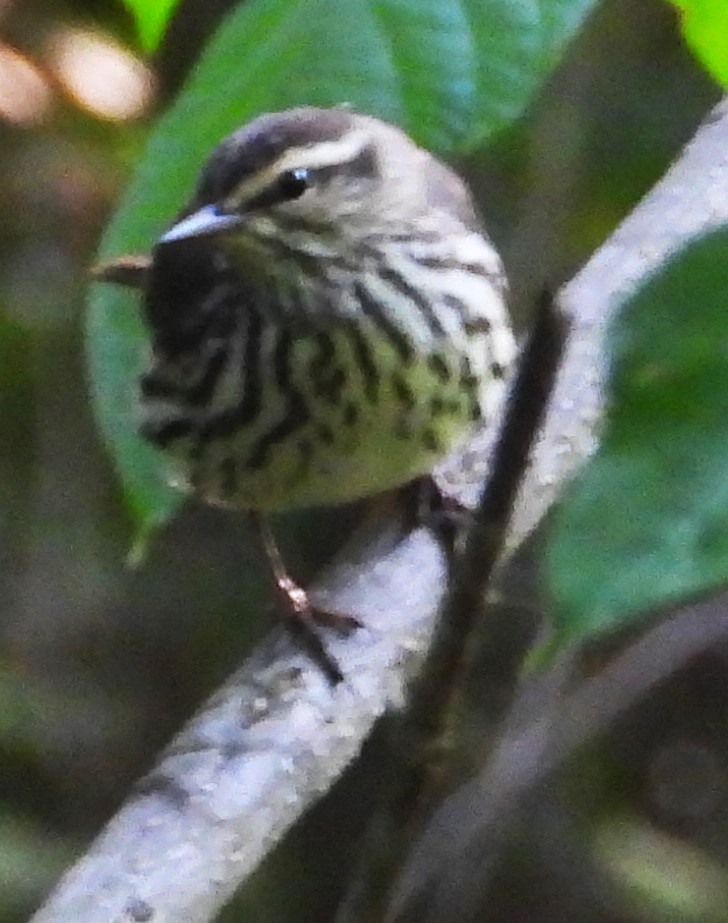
[1,0,726,920]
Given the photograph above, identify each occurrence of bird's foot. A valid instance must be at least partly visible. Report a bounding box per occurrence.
[273,571,361,685]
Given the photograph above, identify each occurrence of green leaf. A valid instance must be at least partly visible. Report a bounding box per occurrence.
[547,227,728,640]
[121,0,181,51]
[90,0,597,532]
[667,0,728,90]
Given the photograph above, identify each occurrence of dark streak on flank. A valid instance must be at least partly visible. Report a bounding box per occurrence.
[412,254,501,281]
[343,401,359,426]
[422,427,441,453]
[310,332,335,388]
[462,374,479,394]
[364,229,443,249]
[274,328,293,392]
[430,395,446,415]
[197,308,263,440]
[427,353,451,384]
[141,345,229,407]
[392,373,415,409]
[310,331,346,403]
[354,279,415,363]
[140,370,176,401]
[457,353,483,423]
[464,316,492,336]
[440,293,471,324]
[460,355,479,393]
[347,323,379,403]
[140,415,195,448]
[187,345,228,405]
[379,264,446,337]
[245,333,310,470]
[245,391,309,470]
[318,367,346,404]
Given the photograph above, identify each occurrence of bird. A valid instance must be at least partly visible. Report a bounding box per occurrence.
[95,106,516,681]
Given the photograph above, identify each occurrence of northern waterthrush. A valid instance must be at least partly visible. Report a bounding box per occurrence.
[96,106,516,680]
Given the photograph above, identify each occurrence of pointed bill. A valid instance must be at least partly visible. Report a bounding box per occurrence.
[159,205,245,244]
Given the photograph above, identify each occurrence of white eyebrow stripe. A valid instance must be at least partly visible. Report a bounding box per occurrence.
[226,130,373,206]
[276,130,372,172]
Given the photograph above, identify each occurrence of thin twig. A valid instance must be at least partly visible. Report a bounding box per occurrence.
[408,293,567,800]
[418,293,567,748]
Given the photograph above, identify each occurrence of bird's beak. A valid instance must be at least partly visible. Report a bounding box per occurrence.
[159,205,245,245]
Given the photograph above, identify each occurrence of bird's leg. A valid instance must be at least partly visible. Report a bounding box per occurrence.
[253,513,360,684]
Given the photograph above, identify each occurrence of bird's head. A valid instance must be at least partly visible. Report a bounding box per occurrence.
[157,106,479,266]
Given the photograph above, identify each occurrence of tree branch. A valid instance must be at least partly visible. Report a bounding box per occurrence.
[31,98,728,923]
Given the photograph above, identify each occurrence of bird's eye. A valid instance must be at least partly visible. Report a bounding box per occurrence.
[277,168,310,200]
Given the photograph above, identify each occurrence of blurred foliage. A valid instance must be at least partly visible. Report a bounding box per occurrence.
[1,0,727,921]
[121,0,182,51]
[668,0,728,89]
[548,228,728,640]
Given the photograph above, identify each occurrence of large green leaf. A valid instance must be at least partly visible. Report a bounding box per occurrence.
[90,0,597,530]
[547,227,728,640]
